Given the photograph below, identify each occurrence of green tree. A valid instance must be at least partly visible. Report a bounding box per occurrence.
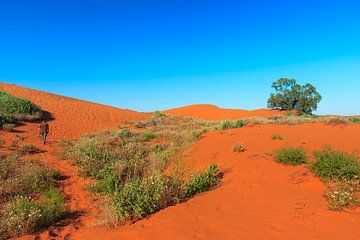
[267,78,322,114]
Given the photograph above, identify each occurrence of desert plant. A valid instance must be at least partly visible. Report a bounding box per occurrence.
[1,123,16,132]
[137,133,157,142]
[0,191,67,240]
[271,134,284,140]
[184,164,220,198]
[312,146,360,180]
[348,118,360,123]
[112,176,164,220]
[0,91,42,117]
[233,143,246,153]
[328,117,349,125]
[18,143,40,155]
[0,156,60,200]
[274,147,307,165]
[118,128,132,138]
[221,119,245,130]
[325,178,360,210]
[267,78,322,114]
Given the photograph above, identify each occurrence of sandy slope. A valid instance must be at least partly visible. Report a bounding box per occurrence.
[72,124,360,240]
[0,83,148,139]
[164,104,284,120]
[1,83,359,240]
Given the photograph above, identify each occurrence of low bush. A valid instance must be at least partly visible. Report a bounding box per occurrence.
[137,133,157,142]
[312,146,360,181]
[221,119,246,130]
[112,176,164,220]
[233,143,246,153]
[0,91,41,118]
[184,164,220,198]
[1,123,16,132]
[328,117,349,125]
[18,143,40,155]
[0,156,60,200]
[325,178,360,210]
[274,147,307,165]
[349,118,360,123]
[271,134,283,140]
[0,189,67,240]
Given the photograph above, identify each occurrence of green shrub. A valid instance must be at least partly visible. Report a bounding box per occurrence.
[71,137,116,177]
[37,188,68,228]
[118,128,132,138]
[271,134,283,140]
[233,143,245,153]
[349,118,360,123]
[0,191,67,240]
[0,91,41,117]
[312,146,360,180]
[184,164,220,198]
[112,176,164,220]
[221,119,246,130]
[275,147,307,165]
[137,133,157,142]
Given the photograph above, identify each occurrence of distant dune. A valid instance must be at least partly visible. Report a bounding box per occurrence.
[164,104,284,120]
[0,83,148,138]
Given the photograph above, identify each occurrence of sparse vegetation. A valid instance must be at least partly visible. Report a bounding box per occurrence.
[0,189,67,240]
[0,154,66,240]
[18,143,40,155]
[63,114,222,223]
[275,147,307,165]
[348,117,360,123]
[312,146,360,181]
[1,123,16,132]
[233,143,246,152]
[325,178,360,210]
[267,78,322,115]
[221,119,246,129]
[184,164,220,198]
[271,134,283,140]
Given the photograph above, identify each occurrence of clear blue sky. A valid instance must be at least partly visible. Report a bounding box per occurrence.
[1,0,359,115]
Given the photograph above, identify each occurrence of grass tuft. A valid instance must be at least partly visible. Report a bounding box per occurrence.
[274,147,307,165]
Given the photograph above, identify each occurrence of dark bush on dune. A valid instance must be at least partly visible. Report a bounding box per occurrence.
[0,91,43,129]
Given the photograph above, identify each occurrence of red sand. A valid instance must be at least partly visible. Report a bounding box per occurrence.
[0,83,148,139]
[164,104,284,120]
[0,83,359,240]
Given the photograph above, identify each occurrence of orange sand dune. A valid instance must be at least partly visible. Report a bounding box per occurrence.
[72,124,360,240]
[1,83,359,240]
[164,104,284,120]
[0,82,148,139]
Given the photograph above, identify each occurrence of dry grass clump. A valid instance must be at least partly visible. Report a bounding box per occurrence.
[233,143,246,153]
[1,123,16,132]
[271,134,283,140]
[242,115,352,126]
[18,143,40,155]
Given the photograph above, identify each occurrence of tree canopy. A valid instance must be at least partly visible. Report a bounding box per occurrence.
[267,78,322,115]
